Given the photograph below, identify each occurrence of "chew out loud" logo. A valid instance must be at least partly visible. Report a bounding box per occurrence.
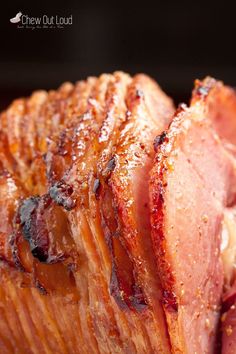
[10,11,73,29]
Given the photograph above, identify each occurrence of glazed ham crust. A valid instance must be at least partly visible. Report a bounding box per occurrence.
[1,72,236,354]
[0,72,175,353]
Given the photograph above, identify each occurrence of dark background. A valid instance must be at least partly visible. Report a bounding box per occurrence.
[0,1,235,110]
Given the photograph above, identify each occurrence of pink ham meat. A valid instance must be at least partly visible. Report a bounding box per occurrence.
[222,280,236,354]
[193,78,236,354]
[192,78,236,148]
[150,78,236,353]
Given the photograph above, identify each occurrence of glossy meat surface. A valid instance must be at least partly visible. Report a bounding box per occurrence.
[193,78,236,354]
[1,72,236,354]
[0,72,174,353]
[150,78,236,354]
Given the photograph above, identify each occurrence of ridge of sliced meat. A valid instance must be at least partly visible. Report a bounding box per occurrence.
[0,75,106,353]
[192,78,236,354]
[0,72,175,353]
[104,74,174,353]
[63,72,137,353]
[192,77,236,278]
[150,82,236,353]
[192,79,236,354]
[0,72,173,354]
[0,167,84,352]
[43,72,175,353]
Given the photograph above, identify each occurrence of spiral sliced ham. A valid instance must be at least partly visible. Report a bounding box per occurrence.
[0,72,175,353]
[1,72,236,353]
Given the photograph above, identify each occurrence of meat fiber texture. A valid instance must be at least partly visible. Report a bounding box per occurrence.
[0,72,236,354]
[150,78,236,354]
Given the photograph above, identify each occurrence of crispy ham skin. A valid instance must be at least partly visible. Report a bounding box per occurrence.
[0,72,175,353]
[150,79,236,353]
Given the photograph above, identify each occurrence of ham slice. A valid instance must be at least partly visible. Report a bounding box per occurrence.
[150,78,236,353]
[0,72,175,353]
[193,78,236,354]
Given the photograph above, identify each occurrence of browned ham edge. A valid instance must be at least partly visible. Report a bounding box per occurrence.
[149,77,236,353]
[0,72,175,353]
